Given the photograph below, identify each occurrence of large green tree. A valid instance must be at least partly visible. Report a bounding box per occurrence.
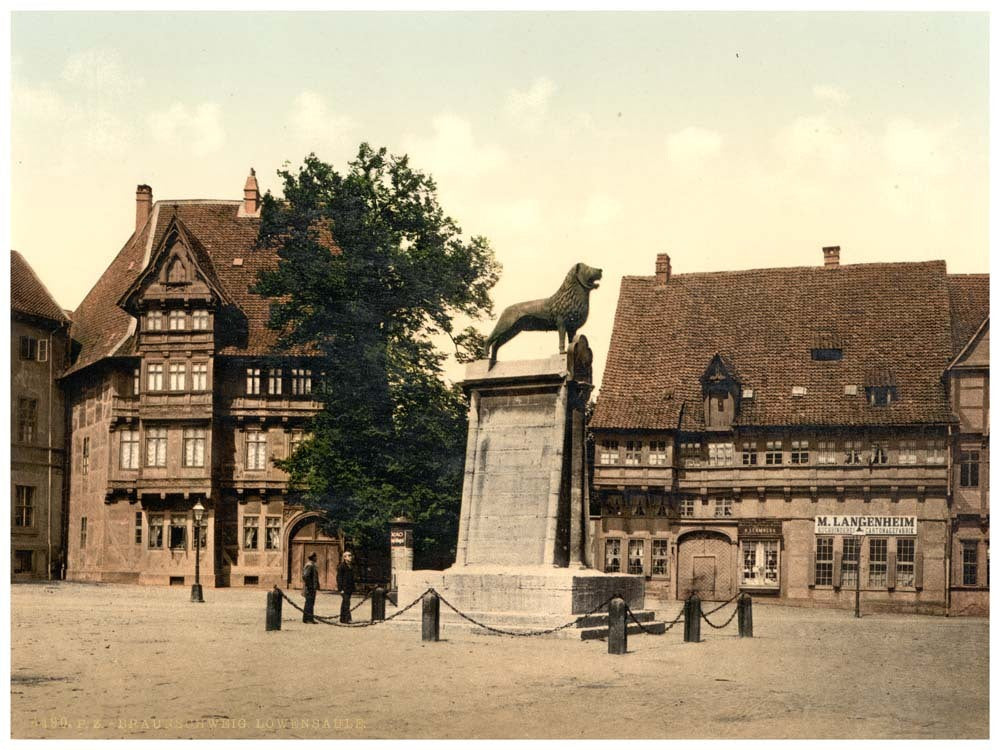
[254,144,499,568]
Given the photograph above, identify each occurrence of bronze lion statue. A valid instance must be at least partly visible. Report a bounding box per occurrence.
[484,262,603,366]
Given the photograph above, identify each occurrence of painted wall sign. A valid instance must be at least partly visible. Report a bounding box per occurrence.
[814,515,917,536]
[390,529,413,547]
[738,520,783,538]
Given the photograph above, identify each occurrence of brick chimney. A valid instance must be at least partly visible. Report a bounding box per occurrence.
[655,253,672,285]
[135,185,152,231]
[822,245,840,267]
[243,168,261,216]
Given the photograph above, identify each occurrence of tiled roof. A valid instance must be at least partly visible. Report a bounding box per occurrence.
[11,250,70,325]
[946,274,989,358]
[593,261,963,432]
[67,200,310,376]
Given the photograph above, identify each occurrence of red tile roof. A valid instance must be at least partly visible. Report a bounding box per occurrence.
[946,274,989,358]
[11,250,70,325]
[593,261,965,432]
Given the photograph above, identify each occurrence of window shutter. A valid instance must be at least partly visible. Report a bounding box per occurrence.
[887,550,897,589]
[914,551,924,590]
[833,550,843,588]
[808,550,816,587]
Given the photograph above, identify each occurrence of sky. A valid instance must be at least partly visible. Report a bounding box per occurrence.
[9,11,990,388]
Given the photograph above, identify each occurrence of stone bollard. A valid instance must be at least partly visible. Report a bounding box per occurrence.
[371,586,387,622]
[422,591,440,642]
[266,587,282,632]
[738,593,754,638]
[608,596,628,655]
[683,594,701,643]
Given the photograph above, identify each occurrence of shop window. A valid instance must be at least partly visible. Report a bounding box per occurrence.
[192,309,210,330]
[841,537,860,588]
[148,514,164,549]
[14,485,35,527]
[246,431,268,470]
[265,517,281,550]
[714,497,733,517]
[814,537,833,585]
[243,516,259,550]
[741,442,758,466]
[844,440,863,465]
[599,440,619,465]
[742,539,779,587]
[183,428,206,468]
[790,440,809,464]
[868,538,888,587]
[870,443,888,465]
[120,428,140,469]
[816,440,837,465]
[648,440,668,466]
[246,368,262,395]
[17,397,37,443]
[679,497,695,518]
[145,427,167,467]
[80,517,88,549]
[168,310,186,330]
[926,439,946,465]
[268,368,283,396]
[624,441,642,466]
[135,512,143,545]
[169,516,187,550]
[962,541,978,586]
[14,550,33,574]
[765,440,783,465]
[169,363,186,391]
[651,539,669,576]
[960,451,981,488]
[708,443,734,467]
[147,363,164,391]
[896,538,915,588]
[604,539,621,573]
[192,363,208,391]
[627,539,644,575]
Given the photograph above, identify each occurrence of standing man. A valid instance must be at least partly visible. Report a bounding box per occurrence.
[336,551,356,623]
[302,552,320,624]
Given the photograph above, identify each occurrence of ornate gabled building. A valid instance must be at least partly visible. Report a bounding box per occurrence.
[591,248,988,615]
[11,251,72,580]
[63,173,341,589]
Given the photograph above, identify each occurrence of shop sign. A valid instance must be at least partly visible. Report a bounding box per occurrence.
[738,520,783,538]
[814,515,917,536]
[390,529,410,547]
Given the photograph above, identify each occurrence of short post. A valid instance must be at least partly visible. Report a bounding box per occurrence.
[684,594,701,643]
[421,591,440,642]
[738,593,753,638]
[266,587,282,631]
[608,596,627,655]
[371,586,387,622]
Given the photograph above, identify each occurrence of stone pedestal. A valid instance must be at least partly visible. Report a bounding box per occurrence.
[397,337,644,624]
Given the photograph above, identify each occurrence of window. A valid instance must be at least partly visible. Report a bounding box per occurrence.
[651,539,669,576]
[82,437,90,475]
[292,368,312,395]
[14,550,33,574]
[844,440,863,465]
[19,335,37,360]
[870,442,888,465]
[960,451,981,488]
[842,537,860,588]
[168,310,186,330]
[133,368,140,396]
[648,440,668,466]
[147,363,164,391]
[926,439,946,465]
[816,440,837,465]
[868,538,888,587]
[268,368,283,396]
[741,442,758,466]
[183,428,206,468]
[80,517,88,548]
[168,362,186,391]
[599,440,619,465]
[145,427,167,467]
[865,385,897,406]
[742,540,780,587]
[898,440,918,465]
[14,485,35,527]
[192,309,210,330]
[679,497,695,518]
[896,538,915,588]
[708,443,734,467]
[680,441,703,466]
[17,398,37,443]
[624,441,642,466]
[790,440,809,464]
[246,431,268,470]
[765,440,783,465]
[146,311,163,331]
[37,339,48,362]
[265,517,281,550]
[135,512,143,545]
[815,537,833,586]
[791,386,807,397]
[192,363,208,391]
[811,347,843,361]
[290,431,306,455]
[169,515,187,550]
[627,539,644,575]
[243,516,259,550]
[962,541,978,586]
[120,429,140,469]
[714,497,733,517]
[604,538,621,573]
[246,368,261,395]
[148,514,164,549]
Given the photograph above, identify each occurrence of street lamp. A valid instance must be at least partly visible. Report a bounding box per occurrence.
[191,500,205,603]
[853,528,865,619]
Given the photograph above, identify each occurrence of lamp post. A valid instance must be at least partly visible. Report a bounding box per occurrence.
[853,528,864,619]
[191,500,205,603]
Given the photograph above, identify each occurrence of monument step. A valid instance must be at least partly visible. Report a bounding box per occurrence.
[573,609,657,629]
[578,620,668,640]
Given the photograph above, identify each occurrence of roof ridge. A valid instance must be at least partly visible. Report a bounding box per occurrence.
[153,199,242,206]
[625,259,950,282]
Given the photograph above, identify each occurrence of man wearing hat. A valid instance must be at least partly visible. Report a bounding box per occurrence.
[302,552,320,624]
[336,551,356,623]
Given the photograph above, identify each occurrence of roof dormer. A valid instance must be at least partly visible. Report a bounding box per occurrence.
[700,353,741,431]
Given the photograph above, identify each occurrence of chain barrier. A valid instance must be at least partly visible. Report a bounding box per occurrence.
[702,592,740,616]
[432,589,617,637]
[349,589,373,613]
[700,600,741,630]
[624,604,685,635]
[276,587,429,629]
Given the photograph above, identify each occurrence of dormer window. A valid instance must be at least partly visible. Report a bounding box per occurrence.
[865,385,897,406]
[811,348,843,361]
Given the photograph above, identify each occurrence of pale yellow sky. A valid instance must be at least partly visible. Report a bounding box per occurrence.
[10,12,989,388]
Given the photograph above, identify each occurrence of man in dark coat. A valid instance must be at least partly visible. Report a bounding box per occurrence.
[336,551,356,623]
[302,552,320,624]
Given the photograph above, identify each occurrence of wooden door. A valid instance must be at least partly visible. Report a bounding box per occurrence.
[677,531,735,601]
[288,517,341,590]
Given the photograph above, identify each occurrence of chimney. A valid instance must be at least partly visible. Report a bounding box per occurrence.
[822,245,840,267]
[243,168,261,216]
[135,184,152,231]
[655,253,672,285]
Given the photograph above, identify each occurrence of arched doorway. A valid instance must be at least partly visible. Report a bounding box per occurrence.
[676,530,737,601]
[285,513,342,590]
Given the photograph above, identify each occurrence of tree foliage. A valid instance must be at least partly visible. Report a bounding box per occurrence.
[254,144,499,568]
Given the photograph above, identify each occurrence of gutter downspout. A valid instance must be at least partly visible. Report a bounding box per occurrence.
[946,422,953,615]
[46,329,54,580]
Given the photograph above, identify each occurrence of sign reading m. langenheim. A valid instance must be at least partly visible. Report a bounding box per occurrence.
[814,515,918,535]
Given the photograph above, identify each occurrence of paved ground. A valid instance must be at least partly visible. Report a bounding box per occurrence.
[10,581,989,739]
